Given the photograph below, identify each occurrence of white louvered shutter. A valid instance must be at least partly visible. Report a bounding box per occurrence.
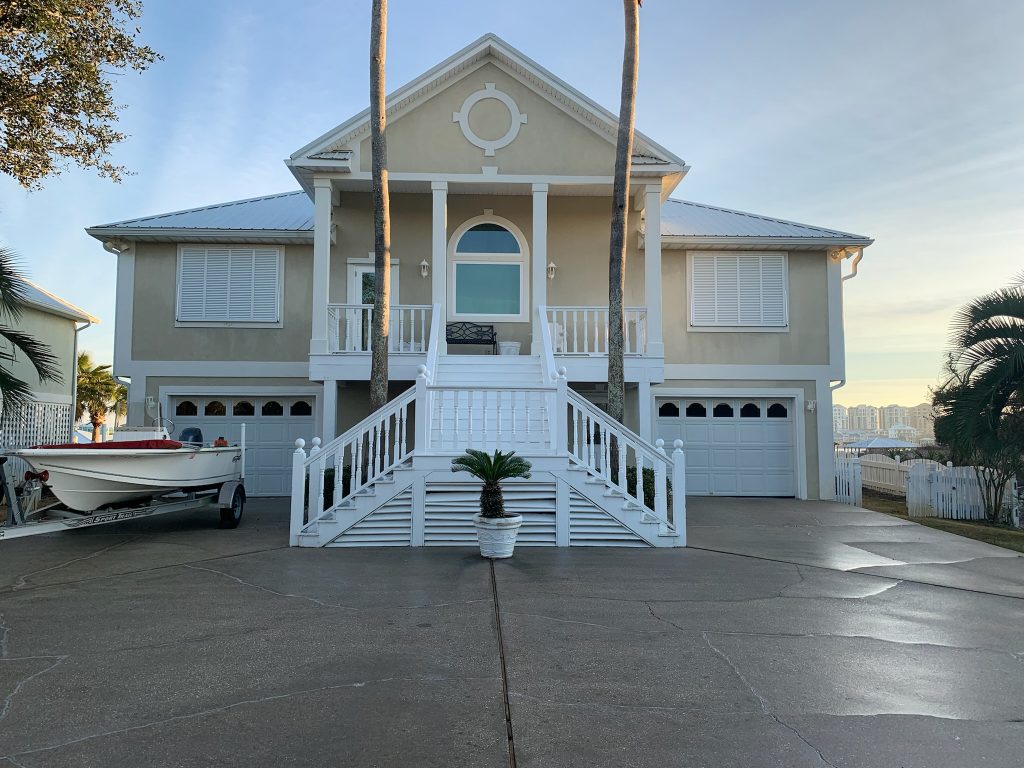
[690,253,787,327]
[177,247,280,322]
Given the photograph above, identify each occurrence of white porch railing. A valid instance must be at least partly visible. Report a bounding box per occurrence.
[421,385,558,454]
[566,389,685,538]
[546,306,647,356]
[327,303,432,354]
[290,386,416,545]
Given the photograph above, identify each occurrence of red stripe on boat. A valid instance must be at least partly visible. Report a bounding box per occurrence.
[31,439,184,450]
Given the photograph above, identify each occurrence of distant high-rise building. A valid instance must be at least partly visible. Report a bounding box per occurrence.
[849,404,880,432]
[832,404,849,433]
[907,403,935,440]
[880,404,909,431]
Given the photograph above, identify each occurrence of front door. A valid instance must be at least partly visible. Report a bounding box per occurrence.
[346,261,400,351]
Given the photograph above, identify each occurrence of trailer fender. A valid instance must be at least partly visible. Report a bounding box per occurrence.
[217,481,246,508]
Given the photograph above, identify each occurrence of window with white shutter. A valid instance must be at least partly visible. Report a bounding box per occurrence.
[689,253,788,328]
[176,247,281,323]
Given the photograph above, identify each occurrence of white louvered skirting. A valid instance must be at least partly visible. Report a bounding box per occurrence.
[424,480,557,546]
[568,489,647,547]
[329,489,413,547]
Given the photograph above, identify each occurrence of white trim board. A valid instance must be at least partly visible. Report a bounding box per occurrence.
[124,361,310,378]
[662,364,831,380]
[652,386,808,500]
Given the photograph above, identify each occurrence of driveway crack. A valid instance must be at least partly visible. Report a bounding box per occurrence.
[12,536,141,590]
[489,561,517,768]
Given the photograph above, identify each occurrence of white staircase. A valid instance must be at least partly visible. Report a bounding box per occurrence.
[290,306,686,549]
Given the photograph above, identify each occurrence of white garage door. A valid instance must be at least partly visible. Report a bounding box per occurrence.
[656,397,796,497]
[170,395,316,497]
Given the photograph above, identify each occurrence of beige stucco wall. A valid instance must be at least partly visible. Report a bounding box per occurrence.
[331,192,642,354]
[357,62,615,176]
[655,378,820,498]
[131,244,313,362]
[8,305,75,398]
[662,250,830,366]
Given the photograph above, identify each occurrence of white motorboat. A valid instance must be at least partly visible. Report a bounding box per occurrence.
[8,428,243,512]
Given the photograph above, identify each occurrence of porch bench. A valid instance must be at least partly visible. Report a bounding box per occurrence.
[446,322,497,354]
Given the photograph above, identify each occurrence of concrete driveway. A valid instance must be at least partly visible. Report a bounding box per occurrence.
[1,498,1022,767]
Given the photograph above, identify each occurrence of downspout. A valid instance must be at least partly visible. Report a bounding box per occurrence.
[831,247,864,392]
[70,319,91,441]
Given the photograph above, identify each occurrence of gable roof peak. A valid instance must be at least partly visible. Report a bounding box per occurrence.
[289,32,685,170]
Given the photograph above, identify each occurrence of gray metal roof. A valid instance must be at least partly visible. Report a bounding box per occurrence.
[19,278,97,323]
[661,199,872,243]
[87,190,871,247]
[89,191,314,233]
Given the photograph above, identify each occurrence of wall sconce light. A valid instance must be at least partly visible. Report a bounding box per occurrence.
[547,261,557,280]
[806,400,817,413]
[419,259,429,278]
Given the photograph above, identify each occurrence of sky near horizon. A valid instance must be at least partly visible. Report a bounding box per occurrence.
[1,0,1021,407]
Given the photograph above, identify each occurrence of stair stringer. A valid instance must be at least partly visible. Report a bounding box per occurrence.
[552,467,677,548]
[299,467,422,547]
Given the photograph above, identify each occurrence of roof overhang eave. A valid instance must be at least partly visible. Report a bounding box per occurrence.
[23,298,97,323]
[85,227,315,245]
[660,235,874,250]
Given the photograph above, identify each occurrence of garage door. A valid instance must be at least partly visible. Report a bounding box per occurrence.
[656,397,796,497]
[170,395,316,497]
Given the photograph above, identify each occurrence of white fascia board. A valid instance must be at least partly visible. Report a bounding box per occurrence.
[86,228,314,244]
[22,298,95,323]
[661,236,874,249]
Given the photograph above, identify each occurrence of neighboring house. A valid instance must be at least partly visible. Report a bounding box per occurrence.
[887,424,919,443]
[87,34,871,534]
[0,279,97,449]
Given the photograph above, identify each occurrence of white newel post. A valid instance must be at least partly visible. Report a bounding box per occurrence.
[643,185,664,358]
[431,181,448,354]
[322,381,337,443]
[532,183,549,348]
[415,365,429,453]
[556,367,568,454]
[289,438,308,546]
[655,439,669,536]
[671,439,686,546]
[311,178,333,354]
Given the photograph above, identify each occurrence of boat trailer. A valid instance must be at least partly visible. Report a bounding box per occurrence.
[0,429,247,540]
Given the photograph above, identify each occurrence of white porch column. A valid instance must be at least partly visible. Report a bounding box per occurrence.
[643,185,664,358]
[531,183,549,348]
[310,178,333,355]
[321,380,338,443]
[431,181,448,354]
[638,379,653,442]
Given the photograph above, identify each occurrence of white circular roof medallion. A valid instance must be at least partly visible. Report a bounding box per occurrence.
[452,83,527,157]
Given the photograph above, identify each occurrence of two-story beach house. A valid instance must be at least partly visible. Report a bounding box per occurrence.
[88,35,871,548]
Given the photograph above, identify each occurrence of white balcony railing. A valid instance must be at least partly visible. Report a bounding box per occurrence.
[546,306,647,356]
[328,304,432,354]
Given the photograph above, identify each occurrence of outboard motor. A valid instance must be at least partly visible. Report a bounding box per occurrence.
[178,427,204,446]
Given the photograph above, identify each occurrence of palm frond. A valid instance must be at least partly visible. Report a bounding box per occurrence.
[0,364,35,418]
[0,326,63,384]
[0,246,29,323]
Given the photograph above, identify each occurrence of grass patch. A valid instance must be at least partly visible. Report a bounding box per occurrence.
[861,489,1024,554]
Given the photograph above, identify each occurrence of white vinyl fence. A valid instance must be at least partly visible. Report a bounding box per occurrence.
[860,455,943,496]
[834,452,862,506]
[906,462,1019,522]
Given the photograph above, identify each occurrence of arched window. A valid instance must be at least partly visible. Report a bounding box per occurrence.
[261,400,283,416]
[450,218,527,321]
[767,403,789,418]
[740,402,761,418]
[290,400,312,416]
[713,403,734,418]
[204,400,226,416]
[175,400,197,416]
[658,402,680,418]
[233,400,255,416]
[685,402,707,418]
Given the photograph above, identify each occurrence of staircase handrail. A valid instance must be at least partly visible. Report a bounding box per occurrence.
[537,304,558,383]
[565,388,685,539]
[423,303,442,383]
[303,385,416,468]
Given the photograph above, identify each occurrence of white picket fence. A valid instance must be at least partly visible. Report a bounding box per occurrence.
[906,462,1019,522]
[833,452,862,506]
[859,454,943,496]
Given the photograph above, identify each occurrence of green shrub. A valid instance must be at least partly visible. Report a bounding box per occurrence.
[304,466,352,510]
[625,465,672,508]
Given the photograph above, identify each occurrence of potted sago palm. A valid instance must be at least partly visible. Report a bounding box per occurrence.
[451,448,532,559]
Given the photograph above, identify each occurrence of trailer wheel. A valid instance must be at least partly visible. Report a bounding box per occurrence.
[219,488,244,529]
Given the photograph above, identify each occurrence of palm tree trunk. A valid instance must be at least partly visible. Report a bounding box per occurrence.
[91,415,103,444]
[369,0,391,413]
[607,0,640,429]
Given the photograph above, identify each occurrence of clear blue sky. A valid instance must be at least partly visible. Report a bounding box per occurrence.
[2,0,1021,406]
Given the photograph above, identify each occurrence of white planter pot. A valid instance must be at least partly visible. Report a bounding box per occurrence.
[473,513,523,559]
[497,341,521,356]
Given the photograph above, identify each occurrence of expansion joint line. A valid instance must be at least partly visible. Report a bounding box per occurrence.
[489,561,517,768]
